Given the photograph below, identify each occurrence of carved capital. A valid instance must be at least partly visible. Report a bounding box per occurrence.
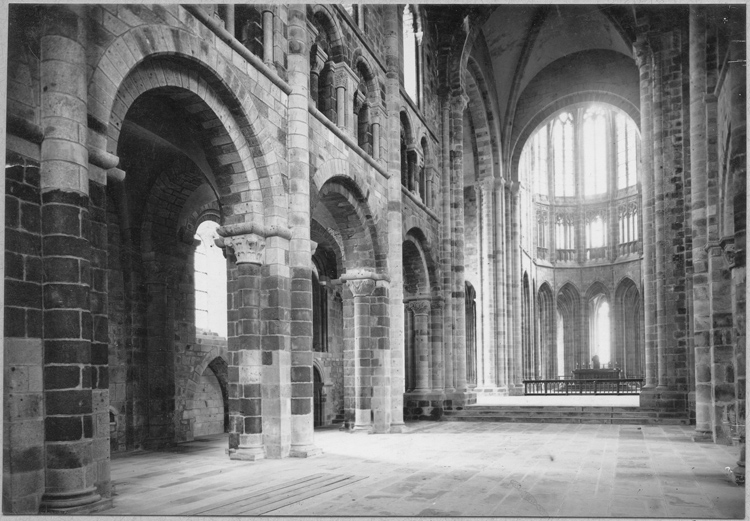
[333,62,358,90]
[406,299,431,316]
[431,298,445,310]
[346,278,376,297]
[221,233,266,265]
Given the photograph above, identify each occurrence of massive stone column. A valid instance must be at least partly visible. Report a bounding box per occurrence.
[223,232,265,461]
[440,92,455,394]
[479,177,496,389]
[260,232,292,458]
[343,277,376,431]
[450,91,469,395]
[495,178,508,390]
[430,299,445,393]
[287,4,320,458]
[689,5,713,440]
[384,3,404,432]
[406,299,431,392]
[510,183,524,393]
[634,36,658,393]
[39,5,105,511]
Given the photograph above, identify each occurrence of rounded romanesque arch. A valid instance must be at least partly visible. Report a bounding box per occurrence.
[88,22,287,222]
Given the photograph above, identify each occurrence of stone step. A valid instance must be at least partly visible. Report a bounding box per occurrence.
[441,405,689,425]
[441,415,689,425]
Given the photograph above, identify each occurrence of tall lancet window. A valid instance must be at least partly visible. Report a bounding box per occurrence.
[616,112,639,189]
[403,5,419,104]
[553,112,575,197]
[583,107,608,196]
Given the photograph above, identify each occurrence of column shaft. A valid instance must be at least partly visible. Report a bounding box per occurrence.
[287,4,320,457]
[40,5,103,510]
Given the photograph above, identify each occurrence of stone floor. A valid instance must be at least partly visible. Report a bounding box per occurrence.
[106,422,745,518]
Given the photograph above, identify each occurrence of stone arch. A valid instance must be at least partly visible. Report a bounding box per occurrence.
[317,178,384,272]
[311,220,344,278]
[614,277,643,377]
[402,234,429,297]
[309,4,346,63]
[465,59,496,181]
[557,282,581,374]
[311,158,371,201]
[88,24,286,221]
[184,354,229,437]
[585,280,611,302]
[512,95,640,180]
[537,282,556,378]
[405,227,440,295]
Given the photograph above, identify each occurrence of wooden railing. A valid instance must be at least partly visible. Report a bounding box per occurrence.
[522,378,644,395]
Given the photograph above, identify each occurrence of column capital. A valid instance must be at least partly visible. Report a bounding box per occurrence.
[333,61,359,91]
[406,299,431,316]
[346,278,376,297]
[218,233,266,265]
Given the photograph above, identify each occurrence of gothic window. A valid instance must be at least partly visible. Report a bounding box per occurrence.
[618,203,639,255]
[589,294,611,367]
[555,213,575,261]
[616,113,639,189]
[194,220,227,336]
[583,107,608,196]
[586,213,607,260]
[402,5,419,105]
[553,112,575,197]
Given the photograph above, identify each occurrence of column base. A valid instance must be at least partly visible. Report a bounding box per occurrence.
[40,488,103,512]
[404,391,446,420]
[389,422,407,433]
[228,446,265,461]
[508,384,526,396]
[290,445,323,458]
[41,497,113,514]
[693,430,714,443]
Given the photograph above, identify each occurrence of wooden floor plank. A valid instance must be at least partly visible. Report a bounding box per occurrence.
[186,473,330,515]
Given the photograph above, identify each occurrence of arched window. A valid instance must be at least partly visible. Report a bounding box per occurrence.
[586,212,607,260]
[616,112,639,189]
[194,220,227,337]
[402,5,419,104]
[521,104,641,265]
[583,107,608,196]
[552,112,575,197]
[310,12,335,124]
[589,294,610,367]
[555,213,575,261]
